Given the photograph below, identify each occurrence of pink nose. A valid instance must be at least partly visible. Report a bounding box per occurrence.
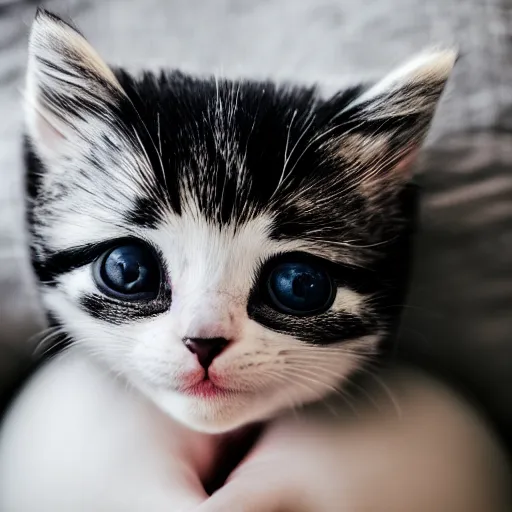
[183,337,229,369]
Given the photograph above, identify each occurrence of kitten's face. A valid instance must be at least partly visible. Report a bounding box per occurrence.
[25,10,454,432]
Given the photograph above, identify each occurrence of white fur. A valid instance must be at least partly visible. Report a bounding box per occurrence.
[46,207,373,433]
[345,49,457,117]
[0,349,216,511]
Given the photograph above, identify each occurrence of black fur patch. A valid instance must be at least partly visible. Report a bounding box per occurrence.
[125,196,161,229]
[110,70,369,230]
[33,238,145,284]
[80,291,172,324]
[249,304,375,345]
[34,242,111,284]
[25,12,431,345]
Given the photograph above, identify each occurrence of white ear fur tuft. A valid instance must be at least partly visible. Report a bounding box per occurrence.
[25,9,123,161]
[327,49,457,192]
[28,10,122,92]
[344,48,457,118]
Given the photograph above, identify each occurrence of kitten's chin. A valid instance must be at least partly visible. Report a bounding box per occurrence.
[161,390,271,433]
[134,382,279,433]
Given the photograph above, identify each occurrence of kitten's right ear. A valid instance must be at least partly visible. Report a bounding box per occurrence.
[322,49,456,196]
[25,9,124,163]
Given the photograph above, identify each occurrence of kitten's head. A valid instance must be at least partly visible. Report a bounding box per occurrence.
[25,10,454,432]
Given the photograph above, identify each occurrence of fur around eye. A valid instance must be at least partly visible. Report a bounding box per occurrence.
[266,261,335,316]
[93,244,162,301]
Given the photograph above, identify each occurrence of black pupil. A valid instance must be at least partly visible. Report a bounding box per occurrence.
[292,273,315,298]
[101,245,155,295]
[268,262,333,314]
[116,259,142,289]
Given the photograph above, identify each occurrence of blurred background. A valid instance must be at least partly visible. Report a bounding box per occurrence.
[0,0,511,461]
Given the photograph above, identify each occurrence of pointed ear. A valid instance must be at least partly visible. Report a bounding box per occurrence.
[326,49,457,195]
[25,9,125,163]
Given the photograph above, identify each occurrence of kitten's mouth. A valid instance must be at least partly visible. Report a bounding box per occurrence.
[181,379,239,399]
[177,367,248,400]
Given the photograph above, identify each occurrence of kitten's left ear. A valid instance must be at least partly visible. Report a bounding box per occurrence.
[327,49,457,192]
[25,9,125,163]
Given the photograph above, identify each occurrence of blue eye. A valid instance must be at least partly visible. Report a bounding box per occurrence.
[94,244,161,300]
[267,261,335,315]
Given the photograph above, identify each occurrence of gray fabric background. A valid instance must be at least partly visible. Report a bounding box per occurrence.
[0,0,511,436]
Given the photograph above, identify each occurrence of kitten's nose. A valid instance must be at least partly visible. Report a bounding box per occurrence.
[183,337,229,369]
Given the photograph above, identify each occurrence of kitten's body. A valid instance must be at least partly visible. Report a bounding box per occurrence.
[0,349,216,511]
[0,9,480,511]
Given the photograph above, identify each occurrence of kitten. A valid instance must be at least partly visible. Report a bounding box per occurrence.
[0,9,454,510]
